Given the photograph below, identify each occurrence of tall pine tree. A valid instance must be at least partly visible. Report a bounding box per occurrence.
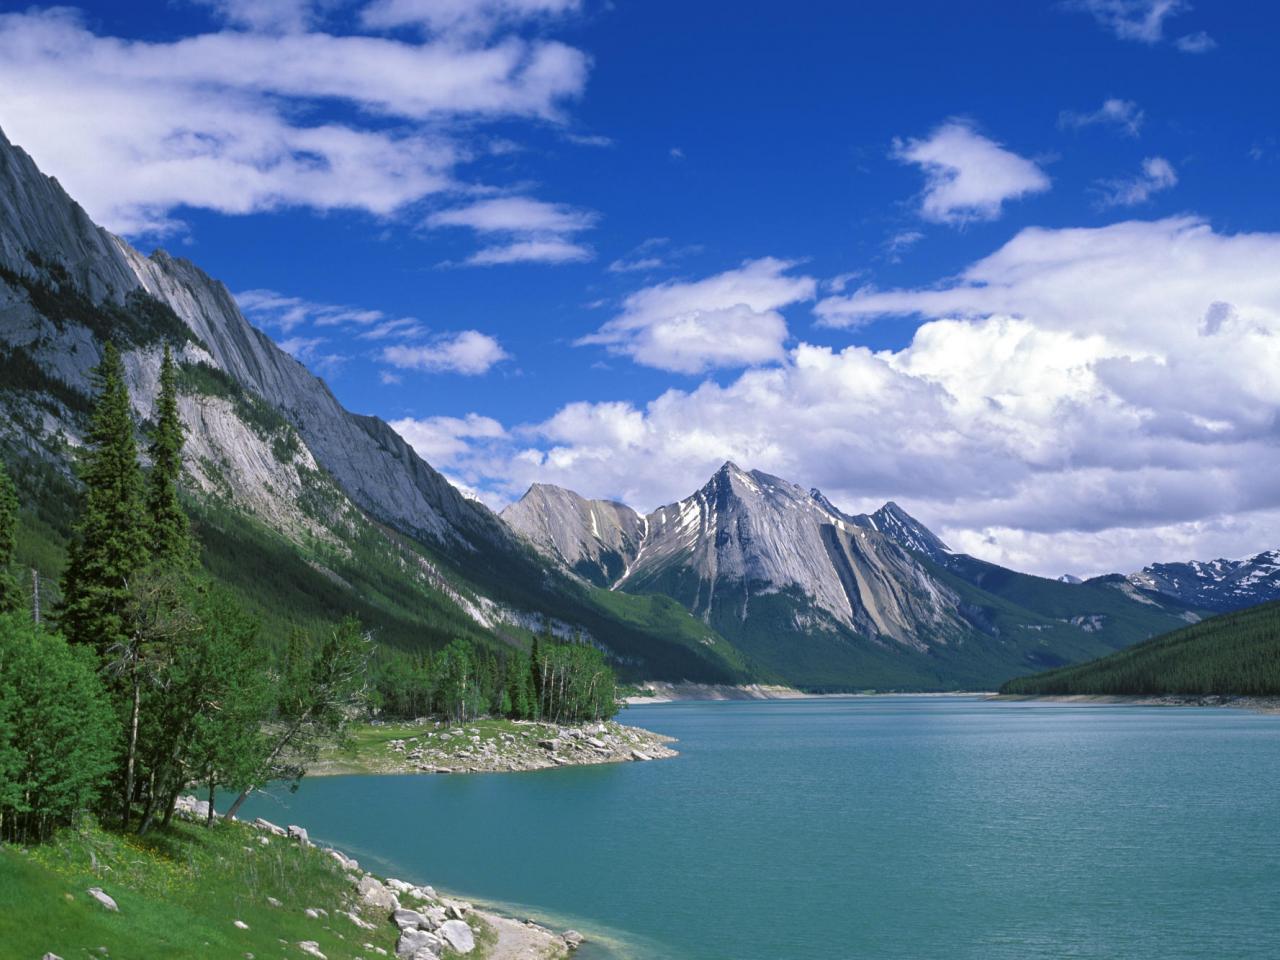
[60,343,149,652]
[0,460,18,614]
[145,345,192,566]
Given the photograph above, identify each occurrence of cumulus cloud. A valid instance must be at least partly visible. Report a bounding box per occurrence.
[382,330,510,374]
[413,219,1280,576]
[0,6,588,235]
[1059,98,1145,137]
[388,413,508,466]
[577,258,817,373]
[1174,30,1217,53]
[1094,156,1178,207]
[428,195,597,265]
[894,121,1050,225]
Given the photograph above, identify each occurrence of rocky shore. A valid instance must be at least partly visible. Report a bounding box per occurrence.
[310,718,678,777]
[173,796,580,960]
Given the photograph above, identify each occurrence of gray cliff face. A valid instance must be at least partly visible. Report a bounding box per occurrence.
[500,484,644,588]
[620,463,964,648]
[505,462,966,649]
[1127,551,1280,612]
[0,126,506,552]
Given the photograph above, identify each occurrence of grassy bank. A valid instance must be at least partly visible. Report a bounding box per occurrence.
[0,816,488,959]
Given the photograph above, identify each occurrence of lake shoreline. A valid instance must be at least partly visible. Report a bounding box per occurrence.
[989,692,1280,714]
[625,683,996,704]
[308,717,678,777]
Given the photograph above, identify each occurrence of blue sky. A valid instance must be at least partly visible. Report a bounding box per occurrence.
[3,0,1279,576]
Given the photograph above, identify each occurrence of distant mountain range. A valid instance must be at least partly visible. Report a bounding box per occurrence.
[1125,552,1280,613]
[502,465,1205,688]
[0,125,1262,691]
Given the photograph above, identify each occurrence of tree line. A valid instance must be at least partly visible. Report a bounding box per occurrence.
[0,344,368,842]
[372,631,619,724]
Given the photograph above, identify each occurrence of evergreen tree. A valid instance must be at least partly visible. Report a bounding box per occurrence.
[0,460,19,614]
[60,343,149,653]
[0,614,116,843]
[145,345,192,565]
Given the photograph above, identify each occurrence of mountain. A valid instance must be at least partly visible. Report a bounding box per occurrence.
[0,127,745,684]
[499,484,644,588]
[1126,550,1280,613]
[1001,600,1280,696]
[503,464,1205,689]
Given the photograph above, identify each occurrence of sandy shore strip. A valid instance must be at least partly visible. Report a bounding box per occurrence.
[625,684,996,704]
[989,693,1280,715]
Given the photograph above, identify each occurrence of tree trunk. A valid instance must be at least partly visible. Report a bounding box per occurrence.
[206,779,217,827]
[122,670,141,830]
[225,714,306,820]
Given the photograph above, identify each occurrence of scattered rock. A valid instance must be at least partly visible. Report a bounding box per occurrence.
[327,848,359,871]
[631,749,651,761]
[344,910,376,930]
[87,887,118,912]
[396,928,443,959]
[392,908,428,931]
[287,825,311,846]
[438,919,475,954]
[233,920,249,930]
[356,875,400,912]
[304,908,321,919]
[41,954,63,960]
[266,896,283,908]
[563,929,585,950]
[254,818,287,836]
[297,942,326,959]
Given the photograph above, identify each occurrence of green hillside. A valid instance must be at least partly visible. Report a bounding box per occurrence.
[1001,601,1280,696]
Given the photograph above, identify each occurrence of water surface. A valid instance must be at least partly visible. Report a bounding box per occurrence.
[242,696,1280,959]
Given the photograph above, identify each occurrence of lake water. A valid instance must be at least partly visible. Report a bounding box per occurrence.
[241,696,1280,959]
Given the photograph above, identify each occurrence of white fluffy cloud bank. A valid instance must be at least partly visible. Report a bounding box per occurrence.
[403,217,1280,577]
[577,258,816,373]
[0,6,588,235]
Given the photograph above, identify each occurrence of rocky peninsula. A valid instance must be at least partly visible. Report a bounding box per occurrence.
[310,717,678,776]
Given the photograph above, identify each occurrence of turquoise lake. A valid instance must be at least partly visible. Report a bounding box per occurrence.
[241,697,1280,959]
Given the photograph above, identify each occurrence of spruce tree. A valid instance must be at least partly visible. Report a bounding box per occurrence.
[145,345,192,566]
[60,343,149,653]
[0,460,19,614]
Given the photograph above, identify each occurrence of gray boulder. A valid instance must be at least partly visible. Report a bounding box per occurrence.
[396,928,443,959]
[356,875,400,912]
[392,907,428,930]
[439,919,475,954]
[87,887,118,911]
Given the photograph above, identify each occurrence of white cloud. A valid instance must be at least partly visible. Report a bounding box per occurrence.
[884,230,924,261]
[237,289,386,332]
[428,195,597,266]
[192,0,323,32]
[388,413,508,465]
[1059,98,1145,137]
[1094,156,1178,207]
[1070,1,1215,51]
[0,7,588,235]
[277,335,346,375]
[577,258,816,374]
[1175,30,1217,53]
[427,197,597,234]
[419,218,1280,577]
[894,121,1050,225]
[382,330,510,373]
[607,257,664,273]
[465,238,593,265]
[362,0,581,36]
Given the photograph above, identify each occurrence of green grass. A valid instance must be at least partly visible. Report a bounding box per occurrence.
[1001,600,1280,696]
[0,817,404,960]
